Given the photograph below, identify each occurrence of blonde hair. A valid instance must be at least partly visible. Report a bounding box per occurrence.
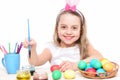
[53,10,89,59]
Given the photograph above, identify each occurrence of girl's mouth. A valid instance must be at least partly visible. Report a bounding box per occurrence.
[64,36,74,40]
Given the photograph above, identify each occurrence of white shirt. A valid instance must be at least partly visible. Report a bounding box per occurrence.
[47,42,80,65]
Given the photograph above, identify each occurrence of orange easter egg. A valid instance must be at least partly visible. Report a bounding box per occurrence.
[103,62,114,72]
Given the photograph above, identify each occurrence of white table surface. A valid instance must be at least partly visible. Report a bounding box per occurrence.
[0,66,120,80]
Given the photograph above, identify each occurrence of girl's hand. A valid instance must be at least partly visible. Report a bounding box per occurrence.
[22,38,37,49]
[59,61,78,72]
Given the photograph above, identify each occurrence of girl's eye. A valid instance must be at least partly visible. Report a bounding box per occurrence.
[72,26,78,30]
[61,26,66,29]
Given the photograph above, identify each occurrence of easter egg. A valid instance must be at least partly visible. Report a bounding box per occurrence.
[52,70,62,80]
[103,62,114,72]
[86,68,96,76]
[93,60,102,69]
[63,69,75,79]
[90,58,99,67]
[96,68,106,76]
[100,58,110,66]
[85,63,92,70]
[78,60,87,70]
[50,65,60,72]
[97,68,106,73]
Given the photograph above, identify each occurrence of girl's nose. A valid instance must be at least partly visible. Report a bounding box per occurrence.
[66,29,72,35]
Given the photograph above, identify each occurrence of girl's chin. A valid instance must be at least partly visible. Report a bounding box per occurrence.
[64,42,74,46]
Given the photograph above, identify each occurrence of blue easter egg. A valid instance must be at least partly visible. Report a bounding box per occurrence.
[96,68,106,76]
[93,61,102,69]
[85,63,93,70]
[90,58,99,67]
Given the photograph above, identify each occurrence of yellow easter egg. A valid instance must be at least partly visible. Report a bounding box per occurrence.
[100,58,110,66]
[63,69,75,79]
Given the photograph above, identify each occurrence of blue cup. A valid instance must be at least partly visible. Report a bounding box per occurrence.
[2,53,20,74]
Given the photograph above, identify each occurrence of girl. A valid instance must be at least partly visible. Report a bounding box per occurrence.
[23,2,103,72]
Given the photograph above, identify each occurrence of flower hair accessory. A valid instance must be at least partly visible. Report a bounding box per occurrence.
[65,0,80,11]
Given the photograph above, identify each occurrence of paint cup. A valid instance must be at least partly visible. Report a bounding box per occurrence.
[1,53,20,74]
[16,69,31,80]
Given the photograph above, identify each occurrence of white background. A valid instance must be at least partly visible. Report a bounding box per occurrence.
[0,0,120,68]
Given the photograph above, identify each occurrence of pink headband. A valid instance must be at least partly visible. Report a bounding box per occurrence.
[65,0,80,11]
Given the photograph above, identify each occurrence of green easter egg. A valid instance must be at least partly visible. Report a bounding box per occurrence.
[52,70,62,80]
[78,60,87,70]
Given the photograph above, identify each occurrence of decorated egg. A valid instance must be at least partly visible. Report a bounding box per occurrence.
[96,68,106,76]
[52,70,62,80]
[90,58,99,67]
[63,69,75,79]
[93,60,102,69]
[97,68,106,73]
[85,68,96,76]
[78,60,87,70]
[85,63,92,70]
[103,62,114,72]
[50,64,60,72]
[100,58,110,66]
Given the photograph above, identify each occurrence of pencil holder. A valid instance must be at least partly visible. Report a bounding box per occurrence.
[2,53,20,74]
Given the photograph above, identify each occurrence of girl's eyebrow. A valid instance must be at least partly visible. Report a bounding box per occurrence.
[70,25,80,28]
[60,24,78,26]
[60,24,67,27]
[72,25,79,26]
[60,23,66,25]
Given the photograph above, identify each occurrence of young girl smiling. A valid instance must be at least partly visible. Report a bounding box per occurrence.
[23,0,103,72]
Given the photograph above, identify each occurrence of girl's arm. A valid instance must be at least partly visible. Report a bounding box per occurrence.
[23,38,52,66]
[32,48,52,66]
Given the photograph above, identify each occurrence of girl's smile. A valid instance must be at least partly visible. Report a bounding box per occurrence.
[64,35,74,40]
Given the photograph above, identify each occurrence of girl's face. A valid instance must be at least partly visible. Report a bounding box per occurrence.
[57,13,81,47]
